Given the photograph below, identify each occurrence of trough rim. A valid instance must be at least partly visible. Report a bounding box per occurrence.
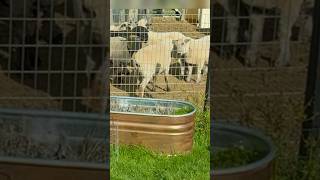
[0,156,108,170]
[0,107,108,169]
[211,122,276,176]
[110,96,197,118]
[0,107,107,121]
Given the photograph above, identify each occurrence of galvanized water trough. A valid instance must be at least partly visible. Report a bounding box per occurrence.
[110,96,196,154]
[0,108,108,180]
[210,122,276,180]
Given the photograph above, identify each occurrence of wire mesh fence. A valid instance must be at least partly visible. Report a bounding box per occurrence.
[0,0,109,169]
[212,0,314,119]
[110,9,210,104]
[211,0,315,178]
[0,0,108,114]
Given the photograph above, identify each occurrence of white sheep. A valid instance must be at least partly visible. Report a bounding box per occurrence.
[137,18,149,28]
[145,31,191,77]
[129,28,192,84]
[244,0,306,66]
[110,22,131,31]
[215,0,239,49]
[132,40,176,97]
[217,0,306,66]
[174,35,210,83]
[110,37,132,81]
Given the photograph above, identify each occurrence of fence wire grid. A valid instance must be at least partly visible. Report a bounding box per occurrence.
[211,0,314,119]
[0,0,108,113]
[110,9,210,103]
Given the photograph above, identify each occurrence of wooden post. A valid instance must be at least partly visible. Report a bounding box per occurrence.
[299,0,320,156]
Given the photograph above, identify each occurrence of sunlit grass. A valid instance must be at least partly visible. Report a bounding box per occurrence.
[110,108,210,180]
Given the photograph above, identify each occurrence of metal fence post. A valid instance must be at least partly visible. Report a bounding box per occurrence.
[299,0,320,156]
[204,73,210,111]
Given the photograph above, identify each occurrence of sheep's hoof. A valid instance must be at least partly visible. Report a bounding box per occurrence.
[54,144,66,160]
[166,87,171,92]
[136,92,143,97]
[136,88,144,97]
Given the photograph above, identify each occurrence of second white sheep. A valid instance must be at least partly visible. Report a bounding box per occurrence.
[174,35,210,83]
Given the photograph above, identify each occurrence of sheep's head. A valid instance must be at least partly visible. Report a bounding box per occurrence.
[136,17,151,29]
[173,38,191,56]
[131,26,149,42]
[119,22,130,31]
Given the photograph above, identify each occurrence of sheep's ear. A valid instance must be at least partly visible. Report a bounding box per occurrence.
[184,38,191,43]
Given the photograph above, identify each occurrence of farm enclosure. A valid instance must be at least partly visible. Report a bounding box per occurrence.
[0,1,109,178]
[110,9,210,105]
[109,8,211,179]
[211,0,318,179]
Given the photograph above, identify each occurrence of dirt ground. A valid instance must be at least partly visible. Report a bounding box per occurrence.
[211,27,310,179]
[212,29,310,119]
[0,66,60,110]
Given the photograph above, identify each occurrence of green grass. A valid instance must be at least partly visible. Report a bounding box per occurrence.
[110,109,210,180]
[174,106,194,115]
[211,146,262,169]
[232,96,320,180]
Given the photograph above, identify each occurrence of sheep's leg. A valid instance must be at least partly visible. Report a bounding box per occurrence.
[276,3,302,66]
[179,58,186,80]
[164,68,171,91]
[299,15,312,42]
[110,65,115,81]
[203,64,208,75]
[226,15,239,57]
[54,134,67,160]
[152,75,157,91]
[245,15,264,66]
[218,0,238,57]
[138,75,152,97]
[73,0,95,77]
[227,17,239,45]
[177,58,183,76]
[196,62,205,84]
[178,58,185,79]
[186,65,193,82]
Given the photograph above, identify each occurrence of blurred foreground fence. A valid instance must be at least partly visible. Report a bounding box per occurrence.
[0,1,109,179]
